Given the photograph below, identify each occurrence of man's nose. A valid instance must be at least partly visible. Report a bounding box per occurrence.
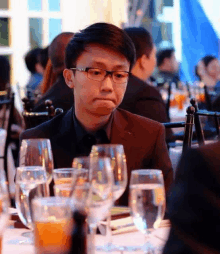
[100,74,114,92]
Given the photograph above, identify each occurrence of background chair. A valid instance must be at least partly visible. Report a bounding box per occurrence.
[0,93,15,192]
[22,99,63,129]
[190,98,220,146]
[163,105,195,154]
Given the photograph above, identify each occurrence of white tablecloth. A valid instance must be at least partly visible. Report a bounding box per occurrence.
[2,225,170,254]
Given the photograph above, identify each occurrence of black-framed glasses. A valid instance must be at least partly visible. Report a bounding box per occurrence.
[70,67,130,84]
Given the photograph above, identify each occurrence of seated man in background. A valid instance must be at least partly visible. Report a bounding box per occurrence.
[33,32,74,112]
[163,141,220,254]
[20,22,173,206]
[120,27,173,142]
[154,48,180,88]
[25,48,44,98]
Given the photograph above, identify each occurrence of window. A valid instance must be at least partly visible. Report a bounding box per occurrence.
[0,0,8,10]
[163,0,173,7]
[49,18,62,43]
[0,18,9,47]
[29,18,43,48]
[48,0,60,12]
[28,0,42,11]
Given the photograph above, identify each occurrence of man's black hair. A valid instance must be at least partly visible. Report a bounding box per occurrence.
[157,48,175,67]
[124,27,153,60]
[24,47,41,74]
[65,22,136,71]
[201,55,217,67]
[0,56,10,90]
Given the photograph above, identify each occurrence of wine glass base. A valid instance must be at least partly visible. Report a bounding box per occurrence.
[20,231,33,245]
[96,244,142,252]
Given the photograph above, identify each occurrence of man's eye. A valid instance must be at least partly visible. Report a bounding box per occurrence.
[89,70,102,75]
[115,72,127,78]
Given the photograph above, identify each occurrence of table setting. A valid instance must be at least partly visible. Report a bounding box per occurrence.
[0,138,171,254]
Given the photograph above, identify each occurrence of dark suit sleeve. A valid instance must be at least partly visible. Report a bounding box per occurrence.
[163,149,220,254]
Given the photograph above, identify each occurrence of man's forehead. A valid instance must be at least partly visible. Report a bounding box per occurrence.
[76,44,130,68]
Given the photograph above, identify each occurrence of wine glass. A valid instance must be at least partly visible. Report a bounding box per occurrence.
[90,144,127,251]
[71,157,113,254]
[19,139,54,184]
[15,166,47,243]
[129,169,165,253]
[0,168,9,252]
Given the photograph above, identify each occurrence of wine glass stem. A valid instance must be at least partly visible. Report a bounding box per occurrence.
[144,232,151,254]
[106,210,112,248]
[88,224,97,254]
[22,189,32,230]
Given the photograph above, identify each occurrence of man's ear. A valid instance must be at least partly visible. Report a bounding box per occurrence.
[139,54,148,70]
[63,69,75,88]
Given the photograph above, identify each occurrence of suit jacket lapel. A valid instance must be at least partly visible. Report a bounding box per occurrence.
[51,108,76,168]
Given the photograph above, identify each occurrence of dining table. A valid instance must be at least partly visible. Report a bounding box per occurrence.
[3,208,170,254]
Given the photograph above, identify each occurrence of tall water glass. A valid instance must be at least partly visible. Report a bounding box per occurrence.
[32,197,72,254]
[129,169,165,253]
[90,144,127,251]
[15,166,47,231]
[0,169,9,253]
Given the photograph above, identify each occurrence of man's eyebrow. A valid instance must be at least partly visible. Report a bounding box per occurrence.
[90,61,129,70]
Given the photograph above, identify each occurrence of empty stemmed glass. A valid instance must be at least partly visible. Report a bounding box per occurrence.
[90,144,127,251]
[129,169,165,253]
[15,166,47,243]
[71,157,113,254]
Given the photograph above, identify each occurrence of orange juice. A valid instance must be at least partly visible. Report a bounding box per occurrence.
[34,219,72,254]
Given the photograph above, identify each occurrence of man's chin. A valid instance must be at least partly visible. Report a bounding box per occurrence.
[91,106,115,116]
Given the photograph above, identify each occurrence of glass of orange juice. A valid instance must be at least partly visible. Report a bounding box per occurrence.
[53,168,89,198]
[32,197,72,254]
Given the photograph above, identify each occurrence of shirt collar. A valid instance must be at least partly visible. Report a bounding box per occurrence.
[73,113,113,144]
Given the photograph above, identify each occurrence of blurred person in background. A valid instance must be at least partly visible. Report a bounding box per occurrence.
[33,32,74,112]
[120,27,173,142]
[195,55,220,94]
[154,48,180,88]
[0,56,25,163]
[34,46,49,99]
[163,141,220,254]
[25,48,44,98]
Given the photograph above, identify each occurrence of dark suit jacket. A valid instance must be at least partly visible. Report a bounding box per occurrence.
[20,107,173,206]
[163,141,220,254]
[119,75,173,141]
[33,74,74,112]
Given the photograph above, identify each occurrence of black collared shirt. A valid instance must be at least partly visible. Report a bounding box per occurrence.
[73,113,112,157]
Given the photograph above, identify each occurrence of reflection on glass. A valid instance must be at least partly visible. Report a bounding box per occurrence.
[0,0,8,10]
[0,18,9,47]
[48,0,60,12]
[49,18,62,43]
[29,18,43,48]
[28,0,42,11]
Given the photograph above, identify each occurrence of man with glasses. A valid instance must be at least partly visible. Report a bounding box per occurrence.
[21,22,173,206]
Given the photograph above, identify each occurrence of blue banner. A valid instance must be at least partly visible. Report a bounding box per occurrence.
[180,0,219,82]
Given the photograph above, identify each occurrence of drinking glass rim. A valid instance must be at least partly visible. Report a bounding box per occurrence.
[53,168,88,173]
[32,196,71,207]
[17,166,46,171]
[131,169,162,175]
[91,144,123,149]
